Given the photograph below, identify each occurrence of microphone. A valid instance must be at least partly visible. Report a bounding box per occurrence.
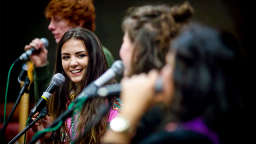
[94,60,124,87]
[75,60,124,101]
[18,64,28,83]
[28,73,65,120]
[19,38,49,61]
[94,76,163,98]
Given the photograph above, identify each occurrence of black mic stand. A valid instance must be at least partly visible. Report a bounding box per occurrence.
[1,77,30,139]
[27,91,105,144]
[27,105,75,144]
[8,107,48,144]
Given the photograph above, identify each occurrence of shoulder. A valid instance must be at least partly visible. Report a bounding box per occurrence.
[102,46,112,55]
[102,45,115,68]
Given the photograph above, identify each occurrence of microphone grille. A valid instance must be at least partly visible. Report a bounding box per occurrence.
[111,60,124,75]
[52,73,65,86]
[155,76,163,93]
[40,38,49,47]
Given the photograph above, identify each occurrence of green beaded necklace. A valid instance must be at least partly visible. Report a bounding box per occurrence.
[69,87,81,139]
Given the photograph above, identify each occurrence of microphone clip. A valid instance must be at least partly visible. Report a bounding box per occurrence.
[21,77,30,94]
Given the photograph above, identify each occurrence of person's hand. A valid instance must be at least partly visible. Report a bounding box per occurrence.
[24,38,48,67]
[31,112,52,140]
[120,69,159,125]
[154,64,174,106]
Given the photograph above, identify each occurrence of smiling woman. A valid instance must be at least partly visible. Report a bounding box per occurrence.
[61,38,89,88]
[30,27,120,144]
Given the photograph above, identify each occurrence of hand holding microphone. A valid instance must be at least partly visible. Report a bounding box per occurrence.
[24,38,49,67]
[31,111,53,140]
[120,70,161,121]
[98,70,165,137]
[28,73,65,121]
[105,66,173,134]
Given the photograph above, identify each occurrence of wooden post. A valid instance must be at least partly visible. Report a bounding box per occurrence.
[18,61,34,144]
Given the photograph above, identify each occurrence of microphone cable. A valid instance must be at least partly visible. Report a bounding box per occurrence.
[3,38,48,125]
[23,117,30,144]
[29,96,89,143]
[3,58,20,125]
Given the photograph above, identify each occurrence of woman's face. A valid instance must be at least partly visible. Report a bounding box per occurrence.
[119,31,134,77]
[61,38,89,89]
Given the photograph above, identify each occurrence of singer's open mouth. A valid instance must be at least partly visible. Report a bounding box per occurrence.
[71,69,82,74]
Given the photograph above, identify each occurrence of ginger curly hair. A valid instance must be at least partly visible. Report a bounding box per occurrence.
[45,0,96,32]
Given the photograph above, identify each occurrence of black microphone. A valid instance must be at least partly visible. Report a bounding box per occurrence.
[19,38,49,61]
[18,64,28,83]
[74,60,124,101]
[90,76,163,98]
[28,73,65,120]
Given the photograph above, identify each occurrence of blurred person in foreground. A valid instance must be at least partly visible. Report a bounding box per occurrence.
[24,0,115,102]
[117,2,194,143]
[103,22,247,144]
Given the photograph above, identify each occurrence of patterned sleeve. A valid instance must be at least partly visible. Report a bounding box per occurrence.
[106,97,123,130]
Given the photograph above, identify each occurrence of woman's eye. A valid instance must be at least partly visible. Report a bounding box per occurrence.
[62,56,69,59]
[78,54,86,58]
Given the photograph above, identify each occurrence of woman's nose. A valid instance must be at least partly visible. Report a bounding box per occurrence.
[70,58,79,67]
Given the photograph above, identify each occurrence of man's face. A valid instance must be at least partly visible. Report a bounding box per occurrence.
[48,15,77,43]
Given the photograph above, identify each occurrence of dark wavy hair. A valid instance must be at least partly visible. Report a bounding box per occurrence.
[122,1,194,76]
[48,27,114,143]
[169,23,246,143]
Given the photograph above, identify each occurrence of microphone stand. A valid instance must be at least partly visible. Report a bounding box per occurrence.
[8,107,48,144]
[1,77,30,138]
[27,106,75,144]
[27,87,108,144]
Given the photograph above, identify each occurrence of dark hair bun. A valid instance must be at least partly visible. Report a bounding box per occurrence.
[171,1,194,24]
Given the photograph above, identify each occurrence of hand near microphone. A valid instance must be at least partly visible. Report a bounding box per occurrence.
[103,67,174,144]
[103,70,162,144]
[120,65,174,124]
[31,112,52,140]
[24,38,48,67]
[120,70,160,126]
